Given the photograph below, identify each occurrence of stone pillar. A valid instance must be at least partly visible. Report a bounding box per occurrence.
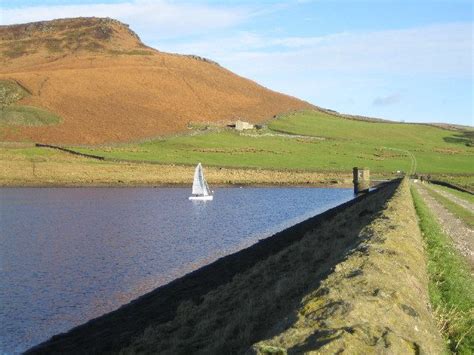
[353,167,370,194]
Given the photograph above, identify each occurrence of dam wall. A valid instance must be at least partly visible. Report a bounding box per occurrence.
[28,178,442,354]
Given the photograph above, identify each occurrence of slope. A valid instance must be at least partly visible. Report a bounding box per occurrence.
[0,18,313,145]
[73,110,473,175]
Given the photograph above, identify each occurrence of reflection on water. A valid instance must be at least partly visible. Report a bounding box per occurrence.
[0,187,353,353]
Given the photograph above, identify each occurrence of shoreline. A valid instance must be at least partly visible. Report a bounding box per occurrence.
[0,181,355,188]
[0,152,360,188]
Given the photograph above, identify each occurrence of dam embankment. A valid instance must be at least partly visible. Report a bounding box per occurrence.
[27,179,443,354]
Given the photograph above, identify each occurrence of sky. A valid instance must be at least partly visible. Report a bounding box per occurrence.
[1,0,473,125]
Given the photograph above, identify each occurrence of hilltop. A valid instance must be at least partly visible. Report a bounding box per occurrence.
[0,17,313,145]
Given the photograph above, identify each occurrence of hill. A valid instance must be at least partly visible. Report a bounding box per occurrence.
[1,109,472,189]
[0,17,313,145]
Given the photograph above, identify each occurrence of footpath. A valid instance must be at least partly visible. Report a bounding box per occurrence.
[414,183,474,270]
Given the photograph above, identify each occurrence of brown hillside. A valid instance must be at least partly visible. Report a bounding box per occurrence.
[0,17,313,145]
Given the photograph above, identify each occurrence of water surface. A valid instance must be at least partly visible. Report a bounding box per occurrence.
[0,187,353,353]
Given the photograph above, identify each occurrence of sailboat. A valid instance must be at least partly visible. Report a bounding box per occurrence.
[189,163,213,201]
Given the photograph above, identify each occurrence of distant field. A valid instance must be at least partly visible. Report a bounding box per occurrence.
[74,110,473,175]
[0,144,353,186]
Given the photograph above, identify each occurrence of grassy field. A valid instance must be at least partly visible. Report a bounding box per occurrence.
[73,110,473,175]
[0,109,472,186]
[0,144,352,186]
[411,187,474,354]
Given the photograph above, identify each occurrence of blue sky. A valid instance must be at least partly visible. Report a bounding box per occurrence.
[2,0,473,125]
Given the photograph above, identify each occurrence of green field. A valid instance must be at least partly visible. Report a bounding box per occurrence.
[74,110,473,175]
[0,80,61,126]
[0,105,62,126]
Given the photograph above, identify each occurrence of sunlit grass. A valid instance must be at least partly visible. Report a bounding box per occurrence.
[411,186,474,353]
[73,110,474,175]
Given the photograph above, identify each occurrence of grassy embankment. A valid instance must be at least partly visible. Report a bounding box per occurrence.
[411,187,474,353]
[432,175,474,192]
[424,185,474,228]
[28,180,444,354]
[1,110,472,186]
[114,180,442,354]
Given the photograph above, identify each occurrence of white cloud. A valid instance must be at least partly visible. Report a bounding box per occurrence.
[373,93,402,106]
[156,22,472,78]
[152,21,471,123]
[1,0,251,39]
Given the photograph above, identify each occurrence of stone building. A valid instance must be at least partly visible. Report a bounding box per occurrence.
[235,120,254,131]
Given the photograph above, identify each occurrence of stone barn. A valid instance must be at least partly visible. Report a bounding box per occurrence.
[235,120,254,131]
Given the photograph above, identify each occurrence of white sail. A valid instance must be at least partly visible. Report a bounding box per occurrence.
[190,163,213,200]
[192,163,204,195]
[191,163,211,195]
[203,179,211,196]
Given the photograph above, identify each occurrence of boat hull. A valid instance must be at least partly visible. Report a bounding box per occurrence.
[189,195,213,201]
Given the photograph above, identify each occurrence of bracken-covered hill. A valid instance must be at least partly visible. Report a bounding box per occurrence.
[0,17,313,145]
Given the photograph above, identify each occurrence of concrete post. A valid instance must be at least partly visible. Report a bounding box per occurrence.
[353,167,370,194]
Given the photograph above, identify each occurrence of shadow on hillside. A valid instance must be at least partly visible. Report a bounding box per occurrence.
[443,131,474,146]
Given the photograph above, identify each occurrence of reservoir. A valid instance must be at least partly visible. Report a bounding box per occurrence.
[0,187,353,353]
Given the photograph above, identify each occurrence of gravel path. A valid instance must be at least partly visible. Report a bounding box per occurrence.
[415,183,474,270]
[427,184,474,212]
